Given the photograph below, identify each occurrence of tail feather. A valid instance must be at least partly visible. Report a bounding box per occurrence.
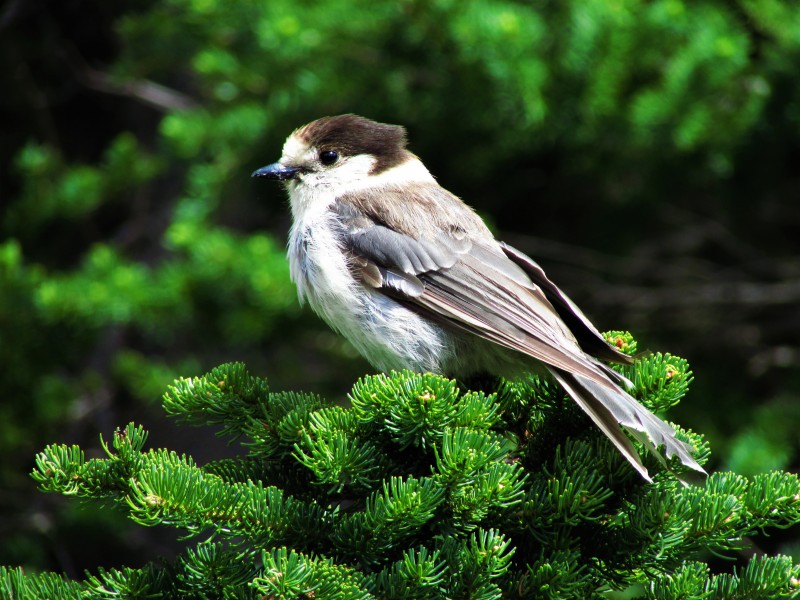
[549,369,706,480]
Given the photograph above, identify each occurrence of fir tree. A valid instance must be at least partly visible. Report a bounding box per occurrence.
[3,334,799,599]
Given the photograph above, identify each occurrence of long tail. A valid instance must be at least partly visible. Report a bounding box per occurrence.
[549,368,706,482]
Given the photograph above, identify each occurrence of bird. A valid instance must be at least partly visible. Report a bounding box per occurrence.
[252,114,704,481]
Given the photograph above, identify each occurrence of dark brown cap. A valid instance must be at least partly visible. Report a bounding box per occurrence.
[294,114,410,173]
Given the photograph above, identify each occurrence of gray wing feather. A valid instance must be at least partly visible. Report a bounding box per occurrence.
[347,224,459,275]
[343,220,620,389]
[549,369,651,481]
[383,269,425,296]
[417,246,620,388]
[553,370,706,480]
[501,242,633,365]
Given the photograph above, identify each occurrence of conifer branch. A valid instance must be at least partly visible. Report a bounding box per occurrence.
[8,346,800,597]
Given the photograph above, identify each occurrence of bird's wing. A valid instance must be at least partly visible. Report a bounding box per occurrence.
[335,198,617,390]
[500,242,634,365]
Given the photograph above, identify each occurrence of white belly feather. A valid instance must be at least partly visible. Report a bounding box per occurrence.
[288,212,451,373]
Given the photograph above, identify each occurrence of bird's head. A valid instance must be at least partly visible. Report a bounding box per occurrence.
[252,114,420,195]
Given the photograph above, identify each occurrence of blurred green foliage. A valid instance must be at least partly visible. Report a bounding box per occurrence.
[2,0,799,576]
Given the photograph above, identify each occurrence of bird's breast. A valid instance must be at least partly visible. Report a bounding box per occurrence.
[286,211,454,373]
[288,211,355,309]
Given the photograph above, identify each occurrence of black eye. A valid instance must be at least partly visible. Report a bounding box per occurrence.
[319,150,339,166]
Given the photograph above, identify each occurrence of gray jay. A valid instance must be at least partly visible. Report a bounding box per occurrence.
[252,114,704,481]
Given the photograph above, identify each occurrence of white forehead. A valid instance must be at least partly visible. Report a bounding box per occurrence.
[281,132,314,164]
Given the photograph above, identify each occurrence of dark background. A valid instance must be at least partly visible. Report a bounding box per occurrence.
[2,0,798,576]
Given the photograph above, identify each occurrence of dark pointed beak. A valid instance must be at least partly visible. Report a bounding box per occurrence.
[251,162,301,181]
